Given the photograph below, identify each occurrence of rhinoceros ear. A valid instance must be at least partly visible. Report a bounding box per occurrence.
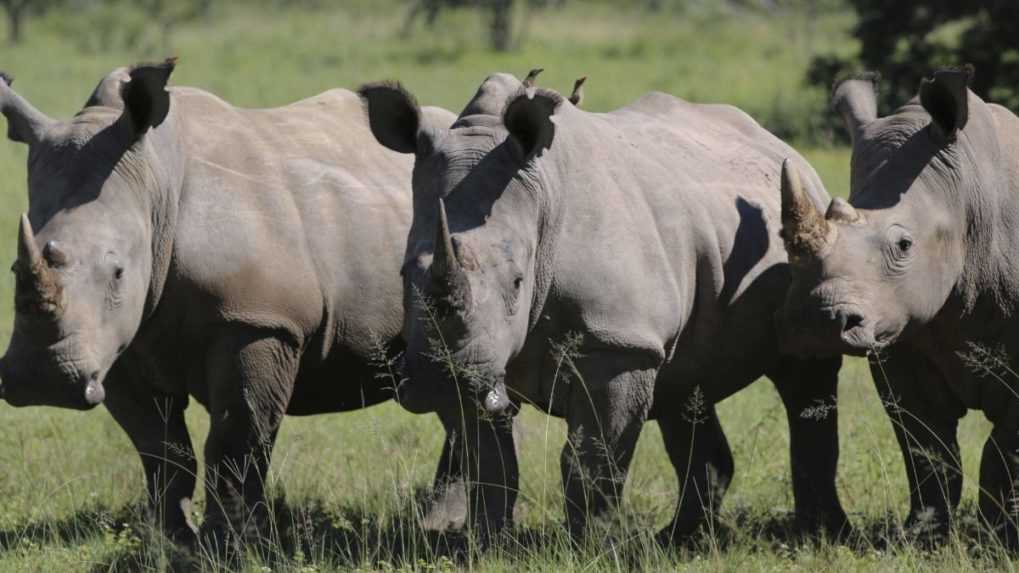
[0,72,55,145]
[359,82,432,155]
[503,88,562,161]
[831,72,879,144]
[920,65,973,141]
[122,58,176,138]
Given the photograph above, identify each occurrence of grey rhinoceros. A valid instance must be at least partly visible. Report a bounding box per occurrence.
[778,66,1019,546]
[359,73,849,540]
[0,60,463,549]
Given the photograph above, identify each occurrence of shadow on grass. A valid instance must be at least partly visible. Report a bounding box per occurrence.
[3,496,1014,570]
[0,502,141,552]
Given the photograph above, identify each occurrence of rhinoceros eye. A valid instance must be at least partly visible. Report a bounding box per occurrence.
[884,226,915,275]
[114,266,124,280]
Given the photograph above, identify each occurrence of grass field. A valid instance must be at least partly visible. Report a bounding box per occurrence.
[0,1,1008,571]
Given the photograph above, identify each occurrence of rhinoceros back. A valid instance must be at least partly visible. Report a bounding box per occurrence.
[164,87,424,413]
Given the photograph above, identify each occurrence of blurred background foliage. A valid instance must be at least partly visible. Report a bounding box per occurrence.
[2,0,1017,146]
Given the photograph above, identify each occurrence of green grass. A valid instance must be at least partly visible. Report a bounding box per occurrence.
[0,1,1006,571]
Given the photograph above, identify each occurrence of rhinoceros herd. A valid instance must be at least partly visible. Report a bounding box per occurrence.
[0,60,1017,552]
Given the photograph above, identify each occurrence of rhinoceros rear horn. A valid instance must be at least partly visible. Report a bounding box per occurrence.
[825,197,861,224]
[0,72,55,145]
[780,159,831,261]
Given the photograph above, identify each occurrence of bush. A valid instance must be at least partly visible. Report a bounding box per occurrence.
[808,0,1019,141]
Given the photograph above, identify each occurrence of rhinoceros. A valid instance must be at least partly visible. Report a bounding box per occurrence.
[359,73,849,540]
[0,60,463,548]
[778,67,1019,546]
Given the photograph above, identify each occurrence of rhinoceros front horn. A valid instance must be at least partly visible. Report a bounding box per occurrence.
[432,198,462,284]
[779,159,832,262]
[17,213,42,269]
[16,213,63,315]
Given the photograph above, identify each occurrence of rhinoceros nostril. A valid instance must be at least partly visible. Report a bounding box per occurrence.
[841,310,865,332]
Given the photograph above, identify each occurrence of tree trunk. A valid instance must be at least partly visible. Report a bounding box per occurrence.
[488,0,513,52]
[5,1,25,46]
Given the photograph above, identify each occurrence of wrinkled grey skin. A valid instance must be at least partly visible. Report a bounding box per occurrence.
[778,68,1019,545]
[0,61,466,549]
[362,73,848,540]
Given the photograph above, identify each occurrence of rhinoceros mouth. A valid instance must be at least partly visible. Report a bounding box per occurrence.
[838,321,902,357]
[0,353,105,410]
[776,302,897,358]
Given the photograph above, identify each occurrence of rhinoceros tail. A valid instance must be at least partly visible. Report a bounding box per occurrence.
[0,72,12,87]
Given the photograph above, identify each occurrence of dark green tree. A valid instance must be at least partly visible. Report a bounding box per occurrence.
[2,0,61,45]
[809,0,1019,121]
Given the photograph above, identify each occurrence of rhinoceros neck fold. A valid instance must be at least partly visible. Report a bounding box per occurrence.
[134,101,186,323]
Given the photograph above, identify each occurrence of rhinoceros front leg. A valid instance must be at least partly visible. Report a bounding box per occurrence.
[656,405,733,543]
[429,408,519,539]
[422,421,469,533]
[560,352,655,539]
[770,354,851,538]
[200,329,298,553]
[978,424,1019,548]
[104,366,198,545]
[871,350,963,543]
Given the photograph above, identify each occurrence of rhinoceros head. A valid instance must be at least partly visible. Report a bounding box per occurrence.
[361,74,562,415]
[0,61,175,408]
[778,67,994,357]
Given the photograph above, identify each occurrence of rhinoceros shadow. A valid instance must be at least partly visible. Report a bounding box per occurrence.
[25,115,133,226]
[719,197,772,307]
[848,129,936,210]
[0,494,1006,569]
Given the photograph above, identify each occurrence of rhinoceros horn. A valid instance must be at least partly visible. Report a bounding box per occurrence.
[17,213,63,315]
[18,213,43,270]
[432,198,462,283]
[825,197,861,224]
[780,159,832,262]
